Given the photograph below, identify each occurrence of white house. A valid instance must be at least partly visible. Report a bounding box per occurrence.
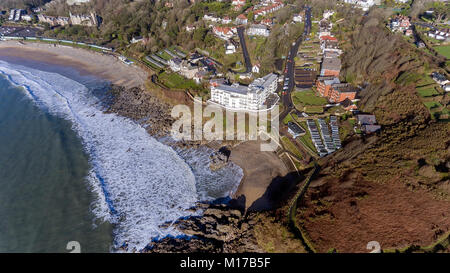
[213,26,237,40]
[235,14,248,25]
[225,41,236,54]
[247,24,270,37]
[210,73,278,110]
[252,63,260,74]
[168,58,183,72]
[203,14,220,23]
[221,16,232,24]
[323,10,335,20]
[293,14,303,23]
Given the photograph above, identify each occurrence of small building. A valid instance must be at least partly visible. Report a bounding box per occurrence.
[357,114,377,125]
[444,83,450,92]
[287,122,305,138]
[252,63,260,74]
[225,41,236,54]
[293,14,303,23]
[431,72,449,85]
[168,57,183,72]
[361,124,381,134]
[235,14,248,25]
[185,25,196,32]
[247,24,270,37]
[221,16,232,24]
[340,98,357,111]
[130,36,144,44]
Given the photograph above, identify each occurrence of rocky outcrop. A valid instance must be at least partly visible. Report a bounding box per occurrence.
[104,85,175,137]
[143,204,264,253]
[209,146,231,171]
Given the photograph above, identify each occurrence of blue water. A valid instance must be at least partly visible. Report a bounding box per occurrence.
[0,75,113,252]
[0,56,243,252]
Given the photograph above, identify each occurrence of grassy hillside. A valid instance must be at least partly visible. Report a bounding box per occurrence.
[296,10,450,253]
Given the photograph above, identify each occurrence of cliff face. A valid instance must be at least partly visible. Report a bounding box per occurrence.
[297,14,450,252]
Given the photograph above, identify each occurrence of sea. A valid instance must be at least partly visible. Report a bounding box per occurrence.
[0,57,243,253]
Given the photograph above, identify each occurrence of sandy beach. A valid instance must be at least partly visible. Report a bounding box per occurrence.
[230,140,289,210]
[0,40,290,211]
[0,40,148,89]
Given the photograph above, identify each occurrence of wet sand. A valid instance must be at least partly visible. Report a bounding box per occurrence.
[230,140,289,210]
[0,40,148,89]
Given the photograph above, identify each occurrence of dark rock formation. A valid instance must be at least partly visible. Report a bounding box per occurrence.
[104,85,175,137]
[143,204,263,253]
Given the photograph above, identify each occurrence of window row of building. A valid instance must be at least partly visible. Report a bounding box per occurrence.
[210,73,278,110]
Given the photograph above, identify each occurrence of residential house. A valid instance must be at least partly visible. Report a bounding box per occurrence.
[252,63,260,74]
[293,14,303,23]
[357,114,377,125]
[38,14,69,26]
[316,76,340,97]
[428,29,450,42]
[221,16,232,24]
[232,0,246,6]
[323,10,335,20]
[69,12,99,27]
[247,24,270,37]
[130,36,144,44]
[185,25,196,32]
[204,14,220,23]
[235,14,248,25]
[431,72,449,85]
[320,57,341,77]
[225,41,236,54]
[328,83,358,103]
[389,15,411,35]
[357,114,381,133]
[340,98,357,111]
[213,26,237,40]
[260,18,274,27]
[21,14,34,22]
[168,57,183,72]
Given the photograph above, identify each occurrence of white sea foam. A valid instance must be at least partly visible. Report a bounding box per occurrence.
[0,61,243,251]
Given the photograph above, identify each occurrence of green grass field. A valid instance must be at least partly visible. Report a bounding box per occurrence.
[281,136,303,159]
[304,105,324,114]
[424,101,443,110]
[292,90,327,106]
[416,85,439,97]
[434,45,450,59]
[158,72,200,90]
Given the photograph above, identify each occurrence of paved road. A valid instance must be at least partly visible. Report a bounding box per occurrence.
[280,6,312,122]
[412,21,438,30]
[236,26,252,74]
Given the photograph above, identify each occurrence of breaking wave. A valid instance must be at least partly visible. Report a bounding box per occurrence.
[0,60,242,251]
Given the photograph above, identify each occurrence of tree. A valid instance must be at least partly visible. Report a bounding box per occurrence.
[428,1,450,23]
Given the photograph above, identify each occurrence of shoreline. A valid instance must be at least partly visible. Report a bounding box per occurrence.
[0,40,290,209]
[0,40,148,89]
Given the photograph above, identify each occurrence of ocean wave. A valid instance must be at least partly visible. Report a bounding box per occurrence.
[0,61,242,251]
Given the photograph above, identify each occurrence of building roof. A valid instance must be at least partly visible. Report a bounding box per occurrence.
[287,122,305,135]
[357,114,377,125]
[332,83,358,93]
[340,98,353,107]
[321,57,341,71]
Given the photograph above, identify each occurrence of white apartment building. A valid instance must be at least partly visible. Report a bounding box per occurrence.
[247,24,270,37]
[210,73,278,110]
